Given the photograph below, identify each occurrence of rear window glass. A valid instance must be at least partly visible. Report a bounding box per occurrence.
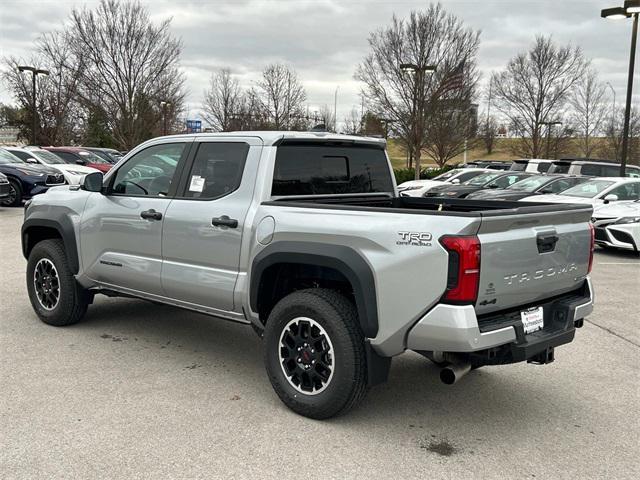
[272,144,393,196]
[548,162,571,174]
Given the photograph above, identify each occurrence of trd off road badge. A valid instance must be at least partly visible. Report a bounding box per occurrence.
[397,231,433,247]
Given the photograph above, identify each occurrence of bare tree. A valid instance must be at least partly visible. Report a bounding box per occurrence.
[255,63,306,130]
[202,68,244,132]
[68,0,185,149]
[600,107,639,164]
[479,113,498,154]
[342,108,362,135]
[315,104,335,132]
[2,31,84,145]
[424,101,478,167]
[570,68,608,157]
[491,36,587,158]
[356,4,480,178]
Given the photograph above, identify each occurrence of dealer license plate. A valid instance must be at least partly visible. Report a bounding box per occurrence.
[521,306,544,334]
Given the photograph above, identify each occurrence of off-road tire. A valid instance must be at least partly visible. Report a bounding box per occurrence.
[263,288,368,419]
[26,239,89,326]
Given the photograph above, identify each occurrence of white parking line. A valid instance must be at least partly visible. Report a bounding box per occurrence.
[597,262,640,265]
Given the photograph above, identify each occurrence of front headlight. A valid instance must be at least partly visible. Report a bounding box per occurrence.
[401,186,422,191]
[16,168,44,177]
[613,217,640,225]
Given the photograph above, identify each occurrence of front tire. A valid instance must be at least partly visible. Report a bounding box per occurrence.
[2,178,22,207]
[26,239,89,326]
[263,289,368,419]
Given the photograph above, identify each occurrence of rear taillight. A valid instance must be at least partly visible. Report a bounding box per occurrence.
[588,223,595,274]
[440,235,481,304]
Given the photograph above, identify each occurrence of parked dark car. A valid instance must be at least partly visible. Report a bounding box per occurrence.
[0,172,10,200]
[42,147,113,173]
[466,174,589,201]
[83,147,123,164]
[424,171,533,198]
[0,148,65,206]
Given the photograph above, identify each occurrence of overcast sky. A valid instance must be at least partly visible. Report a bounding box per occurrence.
[0,0,637,124]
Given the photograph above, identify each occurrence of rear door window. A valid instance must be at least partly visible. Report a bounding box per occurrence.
[272,144,393,196]
[182,142,249,199]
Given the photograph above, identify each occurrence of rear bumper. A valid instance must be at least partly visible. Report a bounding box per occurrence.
[406,277,593,360]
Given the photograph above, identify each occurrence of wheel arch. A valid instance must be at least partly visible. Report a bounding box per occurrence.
[250,241,378,338]
[22,217,79,274]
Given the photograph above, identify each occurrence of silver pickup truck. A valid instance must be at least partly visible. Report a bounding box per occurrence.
[22,132,595,419]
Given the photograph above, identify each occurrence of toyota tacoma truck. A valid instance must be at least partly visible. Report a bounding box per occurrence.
[22,132,595,419]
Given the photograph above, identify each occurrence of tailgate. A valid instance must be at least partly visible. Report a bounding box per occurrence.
[475,205,592,315]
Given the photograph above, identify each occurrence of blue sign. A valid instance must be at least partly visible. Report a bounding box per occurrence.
[186,120,202,133]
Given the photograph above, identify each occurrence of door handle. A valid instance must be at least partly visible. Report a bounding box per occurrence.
[140,209,163,220]
[211,215,238,228]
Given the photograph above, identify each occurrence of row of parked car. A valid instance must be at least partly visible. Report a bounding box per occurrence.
[0,146,123,207]
[398,158,640,253]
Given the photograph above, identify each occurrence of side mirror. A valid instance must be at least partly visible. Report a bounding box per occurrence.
[76,159,86,165]
[81,171,103,192]
[26,158,38,164]
[451,179,460,184]
[603,194,618,204]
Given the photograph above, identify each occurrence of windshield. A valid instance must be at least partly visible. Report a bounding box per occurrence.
[464,172,502,186]
[0,149,25,164]
[78,150,110,164]
[507,175,551,192]
[31,149,67,165]
[560,179,615,198]
[433,170,457,181]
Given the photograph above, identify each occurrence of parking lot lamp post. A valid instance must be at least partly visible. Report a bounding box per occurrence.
[400,63,436,179]
[17,66,49,145]
[160,101,171,136]
[602,1,639,175]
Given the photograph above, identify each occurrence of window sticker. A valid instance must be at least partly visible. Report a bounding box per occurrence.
[189,175,205,192]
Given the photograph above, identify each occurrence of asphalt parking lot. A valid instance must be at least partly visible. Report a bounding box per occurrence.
[1,206,638,479]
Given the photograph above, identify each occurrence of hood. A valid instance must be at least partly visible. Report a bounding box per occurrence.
[427,184,481,197]
[593,201,640,219]
[397,179,443,189]
[0,162,59,176]
[56,164,101,174]
[468,189,533,200]
[520,193,597,205]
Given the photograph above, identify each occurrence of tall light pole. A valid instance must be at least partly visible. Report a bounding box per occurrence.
[17,66,49,145]
[160,101,171,136]
[333,86,340,133]
[400,63,436,179]
[602,0,640,175]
